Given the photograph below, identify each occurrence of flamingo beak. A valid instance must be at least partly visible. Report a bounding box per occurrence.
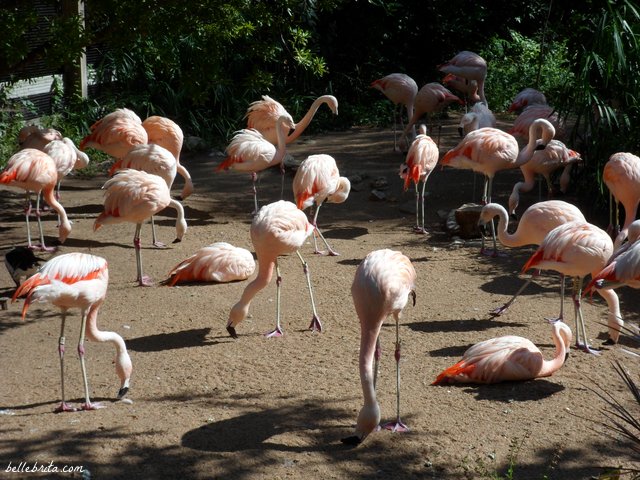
[172,238,181,244]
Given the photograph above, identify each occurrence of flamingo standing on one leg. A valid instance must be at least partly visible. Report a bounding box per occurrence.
[292,154,351,255]
[440,127,520,255]
[508,119,581,215]
[370,73,418,151]
[402,82,462,147]
[142,115,194,200]
[245,94,338,147]
[522,221,622,350]
[438,51,488,106]
[432,319,571,385]
[478,200,585,317]
[217,115,296,214]
[341,249,416,445]
[93,169,187,286]
[399,125,439,234]
[164,242,256,286]
[603,152,640,248]
[12,252,132,412]
[0,149,72,251]
[226,200,322,338]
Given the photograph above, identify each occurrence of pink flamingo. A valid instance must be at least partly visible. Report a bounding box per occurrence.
[370,73,418,151]
[438,51,488,106]
[142,115,194,200]
[432,319,571,385]
[508,88,547,114]
[479,200,585,316]
[226,200,322,338]
[0,149,72,251]
[402,82,462,146]
[12,252,132,412]
[109,143,178,247]
[43,137,90,201]
[603,152,640,248]
[341,249,416,445]
[442,73,481,107]
[586,234,640,292]
[458,102,496,137]
[94,169,187,286]
[19,125,63,150]
[292,154,351,255]
[522,221,622,350]
[217,115,295,213]
[440,127,520,254]
[80,108,148,159]
[245,94,338,146]
[164,242,256,286]
[508,118,581,215]
[399,125,439,234]
[509,104,564,143]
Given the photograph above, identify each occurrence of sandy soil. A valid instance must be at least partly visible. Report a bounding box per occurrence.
[1,115,639,480]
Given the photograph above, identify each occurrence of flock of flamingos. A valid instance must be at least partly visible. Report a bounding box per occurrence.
[1,50,639,445]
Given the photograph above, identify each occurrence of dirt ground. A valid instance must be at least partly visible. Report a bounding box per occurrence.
[1,114,639,480]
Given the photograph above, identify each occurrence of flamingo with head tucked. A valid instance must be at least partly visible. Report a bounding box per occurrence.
[508,88,547,114]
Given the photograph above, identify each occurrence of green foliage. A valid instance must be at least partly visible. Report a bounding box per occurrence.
[480,30,572,112]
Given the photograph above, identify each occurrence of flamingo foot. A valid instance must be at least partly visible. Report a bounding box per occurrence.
[138,275,153,287]
[265,326,284,338]
[117,386,129,399]
[314,248,340,256]
[575,341,601,355]
[54,402,78,413]
[382,419,409,432]
[480,248,507,258]
[489,304,510,317]
[153,241,167,248]
[413,226,428,235]
[81,402,105,411]
[309,315,322,333]
[226,325,238,339]
[30,244,57,253]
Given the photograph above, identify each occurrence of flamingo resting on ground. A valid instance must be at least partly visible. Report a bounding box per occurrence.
[226,200,322,338]
[245,94,338,146]
[432,319,571,385]
[164,242,256,286]
[292,154,351,255]
[370,73,418,151]
[399,125,439,234]
[12,252,132,412]
[94,169,187,286]
[0,149,72,251]
[522,221,622,350]
[341,249,417,445]
[479,200,585,317]
[438,51,488,106]
[508,118,581,216]
[603,152,640,248]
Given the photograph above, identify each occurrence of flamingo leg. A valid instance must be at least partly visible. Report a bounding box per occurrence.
[134,223,152,286]
[572,277,600,355]
[382,318,409,432]
[34,191,55,252]
[265,261,284,338]
[544,274,566,322]
[311,204,339,256]
[54,310,77,413]
[78,309,104,410]
[296,250,322,332]
[419,180,427,234]
[251,172,259,215]
[490,270,541,317]
[55,180,63,226]
[279,162,286,200]
[24,192,34,249]
[150,215,166,248]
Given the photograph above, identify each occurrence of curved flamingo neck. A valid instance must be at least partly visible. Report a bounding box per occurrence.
[85,305,126,353]
[271,117,291,165]
[169,199,187,239]
[228,257,276,328]
[285,96,335,144]
[538,323,567,377]
[42,186,71,241]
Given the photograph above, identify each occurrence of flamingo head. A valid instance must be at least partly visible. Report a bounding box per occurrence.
[116,350,133,399]
[327,177,351,204]
[341,401,380,446]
